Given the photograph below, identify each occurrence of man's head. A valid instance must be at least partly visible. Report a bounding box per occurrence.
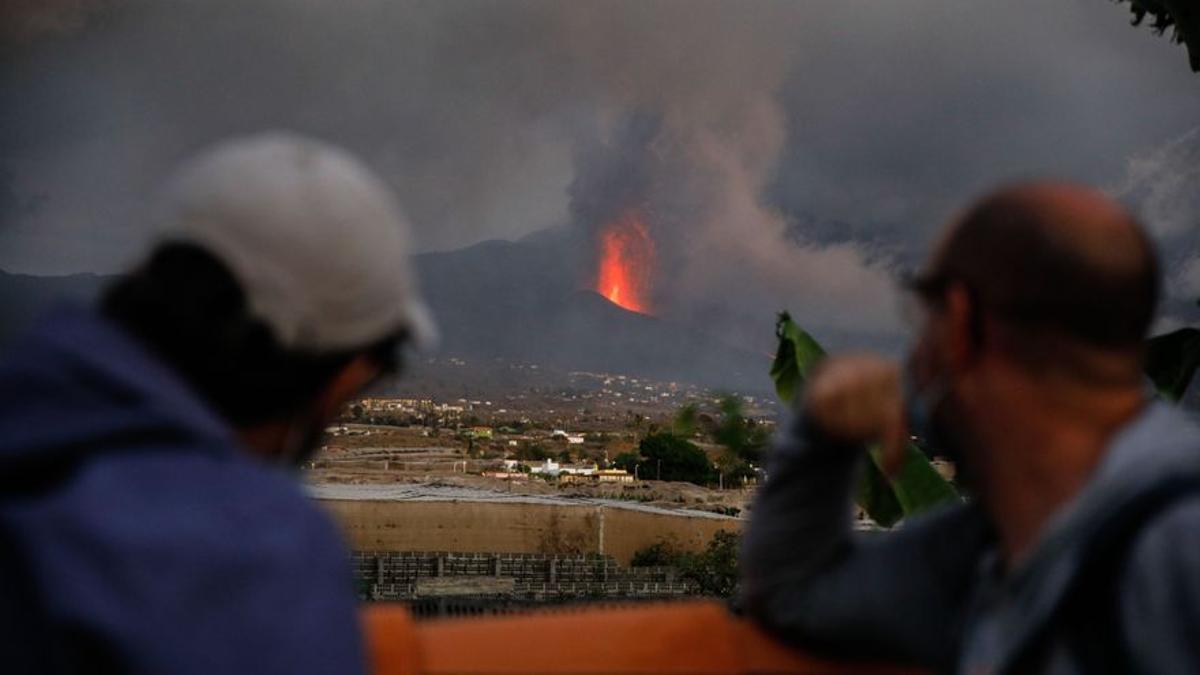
[103,133,433,465]
[906,182,1158,472]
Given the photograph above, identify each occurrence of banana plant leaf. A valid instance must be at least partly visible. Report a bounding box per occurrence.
[886,443,960,516]
[771,312,958,526]
[1144,327,1200,402]
[770,312,826,404]
[856,454,904,528]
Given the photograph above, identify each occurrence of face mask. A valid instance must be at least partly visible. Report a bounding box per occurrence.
[280,413,325,469]
[902,358,952,460]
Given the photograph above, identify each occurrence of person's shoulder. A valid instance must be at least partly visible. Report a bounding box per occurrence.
[57,445,350,572]
[13,444,364,673]
[1117,494,1200,671]
[1117,492,1200,622]
[1124,492,1200,583]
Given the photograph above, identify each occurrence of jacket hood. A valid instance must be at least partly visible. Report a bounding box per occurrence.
[0,306,235,468]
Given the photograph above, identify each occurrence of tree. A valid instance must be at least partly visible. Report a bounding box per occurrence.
[613,451,641,474]
[1115,0,1199,72]
[673,403,699,437]
[634,432,713,485]
[713,395,769,464]
[714,395,772,488]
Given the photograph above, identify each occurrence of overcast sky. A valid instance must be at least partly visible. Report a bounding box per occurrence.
[2,0,1199,336]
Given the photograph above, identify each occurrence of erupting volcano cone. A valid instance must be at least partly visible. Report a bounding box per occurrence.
[595,212,655,313]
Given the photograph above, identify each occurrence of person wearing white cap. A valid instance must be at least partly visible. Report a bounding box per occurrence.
[0,133,433,674]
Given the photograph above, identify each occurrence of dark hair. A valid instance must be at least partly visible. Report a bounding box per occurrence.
[102,242,403,427]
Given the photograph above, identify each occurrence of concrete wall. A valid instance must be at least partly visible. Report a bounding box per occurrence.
[318,499,740,564]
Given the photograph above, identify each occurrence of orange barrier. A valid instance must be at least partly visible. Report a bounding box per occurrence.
[363,601,921,675]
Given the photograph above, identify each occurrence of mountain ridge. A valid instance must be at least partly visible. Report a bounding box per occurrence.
[0,239,771,394]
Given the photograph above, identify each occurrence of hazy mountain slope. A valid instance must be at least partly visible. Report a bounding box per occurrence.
[0,239,770,393]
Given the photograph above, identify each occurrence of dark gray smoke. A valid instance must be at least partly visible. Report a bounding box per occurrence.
[1116,126,1200,331]
[4,0,1200,351]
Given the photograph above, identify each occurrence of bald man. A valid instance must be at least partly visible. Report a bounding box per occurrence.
[741,183,1200,674]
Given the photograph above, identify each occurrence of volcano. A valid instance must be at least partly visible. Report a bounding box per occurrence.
[415,236,769,392]
[0,233,771,394]
[594,212,654,313]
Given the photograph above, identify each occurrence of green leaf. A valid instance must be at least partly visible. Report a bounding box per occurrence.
[857,452,904,527]
[885,444,959,516]
[770,312,827,405]
[770,311,959,525]
[1144,327,1200,402]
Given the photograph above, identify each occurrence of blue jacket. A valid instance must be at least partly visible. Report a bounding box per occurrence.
[742,402,1200,674]
[0,308,366,674]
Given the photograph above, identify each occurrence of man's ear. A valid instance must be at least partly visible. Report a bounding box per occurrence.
[312,354,382,424]
[941,281,977,371]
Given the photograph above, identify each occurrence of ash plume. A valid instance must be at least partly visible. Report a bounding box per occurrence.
[5,0,1200,355]
[1116,126,1200,330]
[2,0,900,351]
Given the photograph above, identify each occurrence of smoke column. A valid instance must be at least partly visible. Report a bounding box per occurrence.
[3,0,902,351]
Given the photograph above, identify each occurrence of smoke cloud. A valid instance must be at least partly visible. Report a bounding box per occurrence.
[1117,126,1200,330]
[4,0,1200,350]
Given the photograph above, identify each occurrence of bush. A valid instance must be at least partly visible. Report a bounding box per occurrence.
[630,541,677,567]
[628,530,741,598]
[678,530,740,597]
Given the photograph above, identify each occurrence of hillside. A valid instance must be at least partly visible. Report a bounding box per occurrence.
[0,238,770,393]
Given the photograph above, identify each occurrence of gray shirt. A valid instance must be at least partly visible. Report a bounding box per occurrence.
[741,402,1200,674]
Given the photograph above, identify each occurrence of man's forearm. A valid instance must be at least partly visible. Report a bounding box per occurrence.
[741,416,862,596]
[740,416,986,665]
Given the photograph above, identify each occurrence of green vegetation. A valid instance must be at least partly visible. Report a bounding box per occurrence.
[612,451,640,474]
[1115,0,1199,71]
[672,403,699,437]
[1145,314,1200,402]
[638,432,713,484]
[630,531,741,598]
[668,395,769,488]
[618,432,713,485]
[712,395,769,488]
[771,312,959,527]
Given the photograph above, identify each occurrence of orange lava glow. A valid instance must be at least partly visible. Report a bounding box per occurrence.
[595,212,655,313]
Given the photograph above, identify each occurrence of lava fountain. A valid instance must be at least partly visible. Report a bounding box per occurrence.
[595,212,655,313]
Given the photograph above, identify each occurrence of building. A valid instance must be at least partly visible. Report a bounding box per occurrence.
[481,470,526,480]
[467,426,494,439]
[595,469,634,484]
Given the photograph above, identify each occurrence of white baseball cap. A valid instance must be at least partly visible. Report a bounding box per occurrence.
[151,132,436,353]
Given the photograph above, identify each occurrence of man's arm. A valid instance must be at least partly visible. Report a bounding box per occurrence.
[741,416,988,666]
